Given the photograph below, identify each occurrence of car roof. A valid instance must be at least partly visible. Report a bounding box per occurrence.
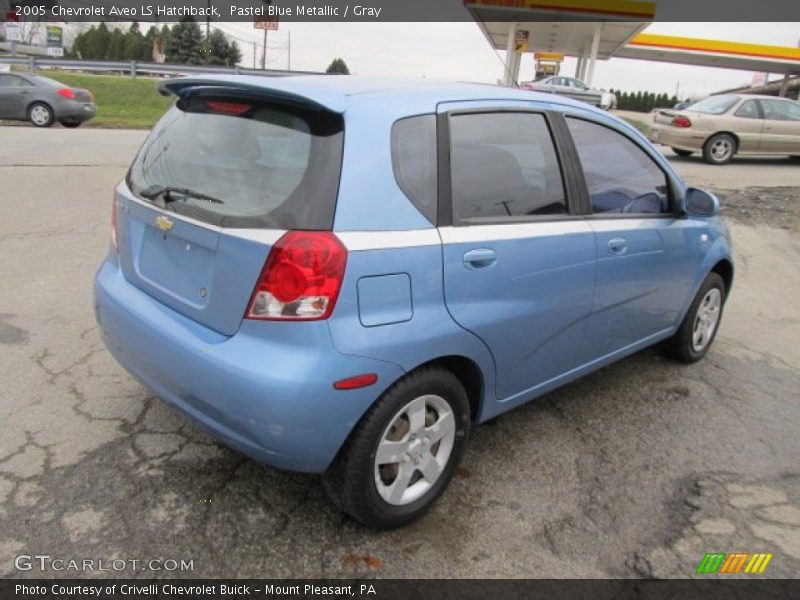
[159,74,602,115]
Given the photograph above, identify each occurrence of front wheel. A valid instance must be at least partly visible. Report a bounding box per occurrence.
[322,367,470,529]
[667,273,726,363]
[703,133,736,165]
[28,103,54,128]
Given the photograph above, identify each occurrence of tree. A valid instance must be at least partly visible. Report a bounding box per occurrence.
[106,28,125,60]
[166,16,203,65]
[123,21,146,60]
[326,58,350,75]
[226,40,242,67]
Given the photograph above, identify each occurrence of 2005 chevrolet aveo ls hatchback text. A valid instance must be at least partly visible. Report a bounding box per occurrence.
[95,76,733,529]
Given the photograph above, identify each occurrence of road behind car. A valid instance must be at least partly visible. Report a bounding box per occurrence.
[1,128,798,578]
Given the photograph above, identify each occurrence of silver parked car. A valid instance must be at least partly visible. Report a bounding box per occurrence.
[520,76,616,110]
[0,72,96,128]
[651,94,800,164]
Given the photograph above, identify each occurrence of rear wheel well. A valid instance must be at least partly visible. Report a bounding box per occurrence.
[711,259,734,297]
[706,131,739,153]
[27,100,53,114]
[410,356,484,422]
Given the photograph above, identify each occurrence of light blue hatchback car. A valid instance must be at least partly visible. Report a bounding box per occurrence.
[94,75,733,528]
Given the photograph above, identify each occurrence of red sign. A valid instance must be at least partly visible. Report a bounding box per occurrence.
[6,11,20,22]
[254,17,279,30]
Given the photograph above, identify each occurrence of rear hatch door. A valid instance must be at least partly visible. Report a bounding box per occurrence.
[116,83,344,336]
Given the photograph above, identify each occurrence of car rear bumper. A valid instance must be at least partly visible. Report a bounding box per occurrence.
[650,124,705,151]
[56,101,96,122]
[94,257,405,473]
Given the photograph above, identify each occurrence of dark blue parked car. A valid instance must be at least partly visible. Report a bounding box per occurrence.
[95,76,733,528]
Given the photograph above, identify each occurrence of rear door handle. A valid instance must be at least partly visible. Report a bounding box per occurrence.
[463,248,497,270]
[607,237,628,255]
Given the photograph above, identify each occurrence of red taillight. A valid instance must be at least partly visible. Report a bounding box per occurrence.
[246,231,347,321]
[672,115,692,128]
[334,374,378,390]
[111,198,118,253]
[57,88,76,100]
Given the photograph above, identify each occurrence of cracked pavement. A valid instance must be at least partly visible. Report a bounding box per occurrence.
[1,127,799,578]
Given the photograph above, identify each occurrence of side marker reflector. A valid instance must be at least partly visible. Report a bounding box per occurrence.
[334,374,378,390]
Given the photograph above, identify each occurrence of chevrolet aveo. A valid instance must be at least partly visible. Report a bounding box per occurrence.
[94,76,733,529]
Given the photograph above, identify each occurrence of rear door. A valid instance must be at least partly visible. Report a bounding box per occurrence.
[439,102,596,401]
[563,115,703,362]
[757,99,800,153]
[0,74,31,119]
[118,89,344,336]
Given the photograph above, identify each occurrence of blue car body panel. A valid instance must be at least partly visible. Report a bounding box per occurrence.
[94,76,733,473]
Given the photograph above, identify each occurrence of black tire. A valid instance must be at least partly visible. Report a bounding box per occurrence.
[672,148,693,157]
[28,102,54,128]
[667,273,726,363]
[702,133,736,165]
[61,121,82,128]
[322,367,470,529]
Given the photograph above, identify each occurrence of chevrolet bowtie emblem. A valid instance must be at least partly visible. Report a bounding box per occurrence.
[155,215,174,232]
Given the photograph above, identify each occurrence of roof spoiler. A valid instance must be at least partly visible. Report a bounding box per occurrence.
[157,77,346,113]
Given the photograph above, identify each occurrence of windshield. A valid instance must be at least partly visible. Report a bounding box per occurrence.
[688,96,739,115]
[127,93,344,229]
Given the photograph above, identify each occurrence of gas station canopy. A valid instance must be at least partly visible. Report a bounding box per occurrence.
[466,0,800,91]
[475,21,648,62]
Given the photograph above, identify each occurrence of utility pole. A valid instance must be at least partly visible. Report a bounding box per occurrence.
[261,28,267,69]
[287,30,291,71]
[204,0,210,65]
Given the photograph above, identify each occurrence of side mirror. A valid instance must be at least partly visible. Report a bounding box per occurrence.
[682,187,719,217]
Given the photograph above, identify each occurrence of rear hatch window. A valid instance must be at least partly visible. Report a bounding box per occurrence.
[127,92,344,230]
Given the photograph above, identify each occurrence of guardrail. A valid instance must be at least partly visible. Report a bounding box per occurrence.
[0,54,320,79]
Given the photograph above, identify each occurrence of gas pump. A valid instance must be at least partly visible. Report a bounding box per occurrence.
[534,52,565,80]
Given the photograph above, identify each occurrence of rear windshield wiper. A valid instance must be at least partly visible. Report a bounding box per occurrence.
[139,186,225,205]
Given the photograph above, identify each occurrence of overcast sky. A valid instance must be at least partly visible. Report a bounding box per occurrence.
[220,22,800,99]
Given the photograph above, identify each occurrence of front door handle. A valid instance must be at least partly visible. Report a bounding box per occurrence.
[607,237,628,255]
[463,248,497,270]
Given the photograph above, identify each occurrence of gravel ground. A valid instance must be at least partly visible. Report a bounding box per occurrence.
[714,187,800,230]
[1,127,798,579]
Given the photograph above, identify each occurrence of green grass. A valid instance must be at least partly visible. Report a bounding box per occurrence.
[36,70,174,128]
[621,116,652,138]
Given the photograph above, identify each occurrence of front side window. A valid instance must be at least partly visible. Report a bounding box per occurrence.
[127,94,343,230]
[760,99,800,121]
[449,112,567,223]
[566,117,669,215]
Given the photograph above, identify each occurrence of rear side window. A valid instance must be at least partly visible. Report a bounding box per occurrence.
[735,100,760,119]
[689,96,738,115]
[449,112,567,224]
[566,117,669,215]
[127,94,343,230]
[391,115,437,224]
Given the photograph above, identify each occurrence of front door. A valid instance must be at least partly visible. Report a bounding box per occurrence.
[563,115,703,363]
[758,99,800,153]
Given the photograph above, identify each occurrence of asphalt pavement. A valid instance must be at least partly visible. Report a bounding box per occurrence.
[1,127,798,578]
